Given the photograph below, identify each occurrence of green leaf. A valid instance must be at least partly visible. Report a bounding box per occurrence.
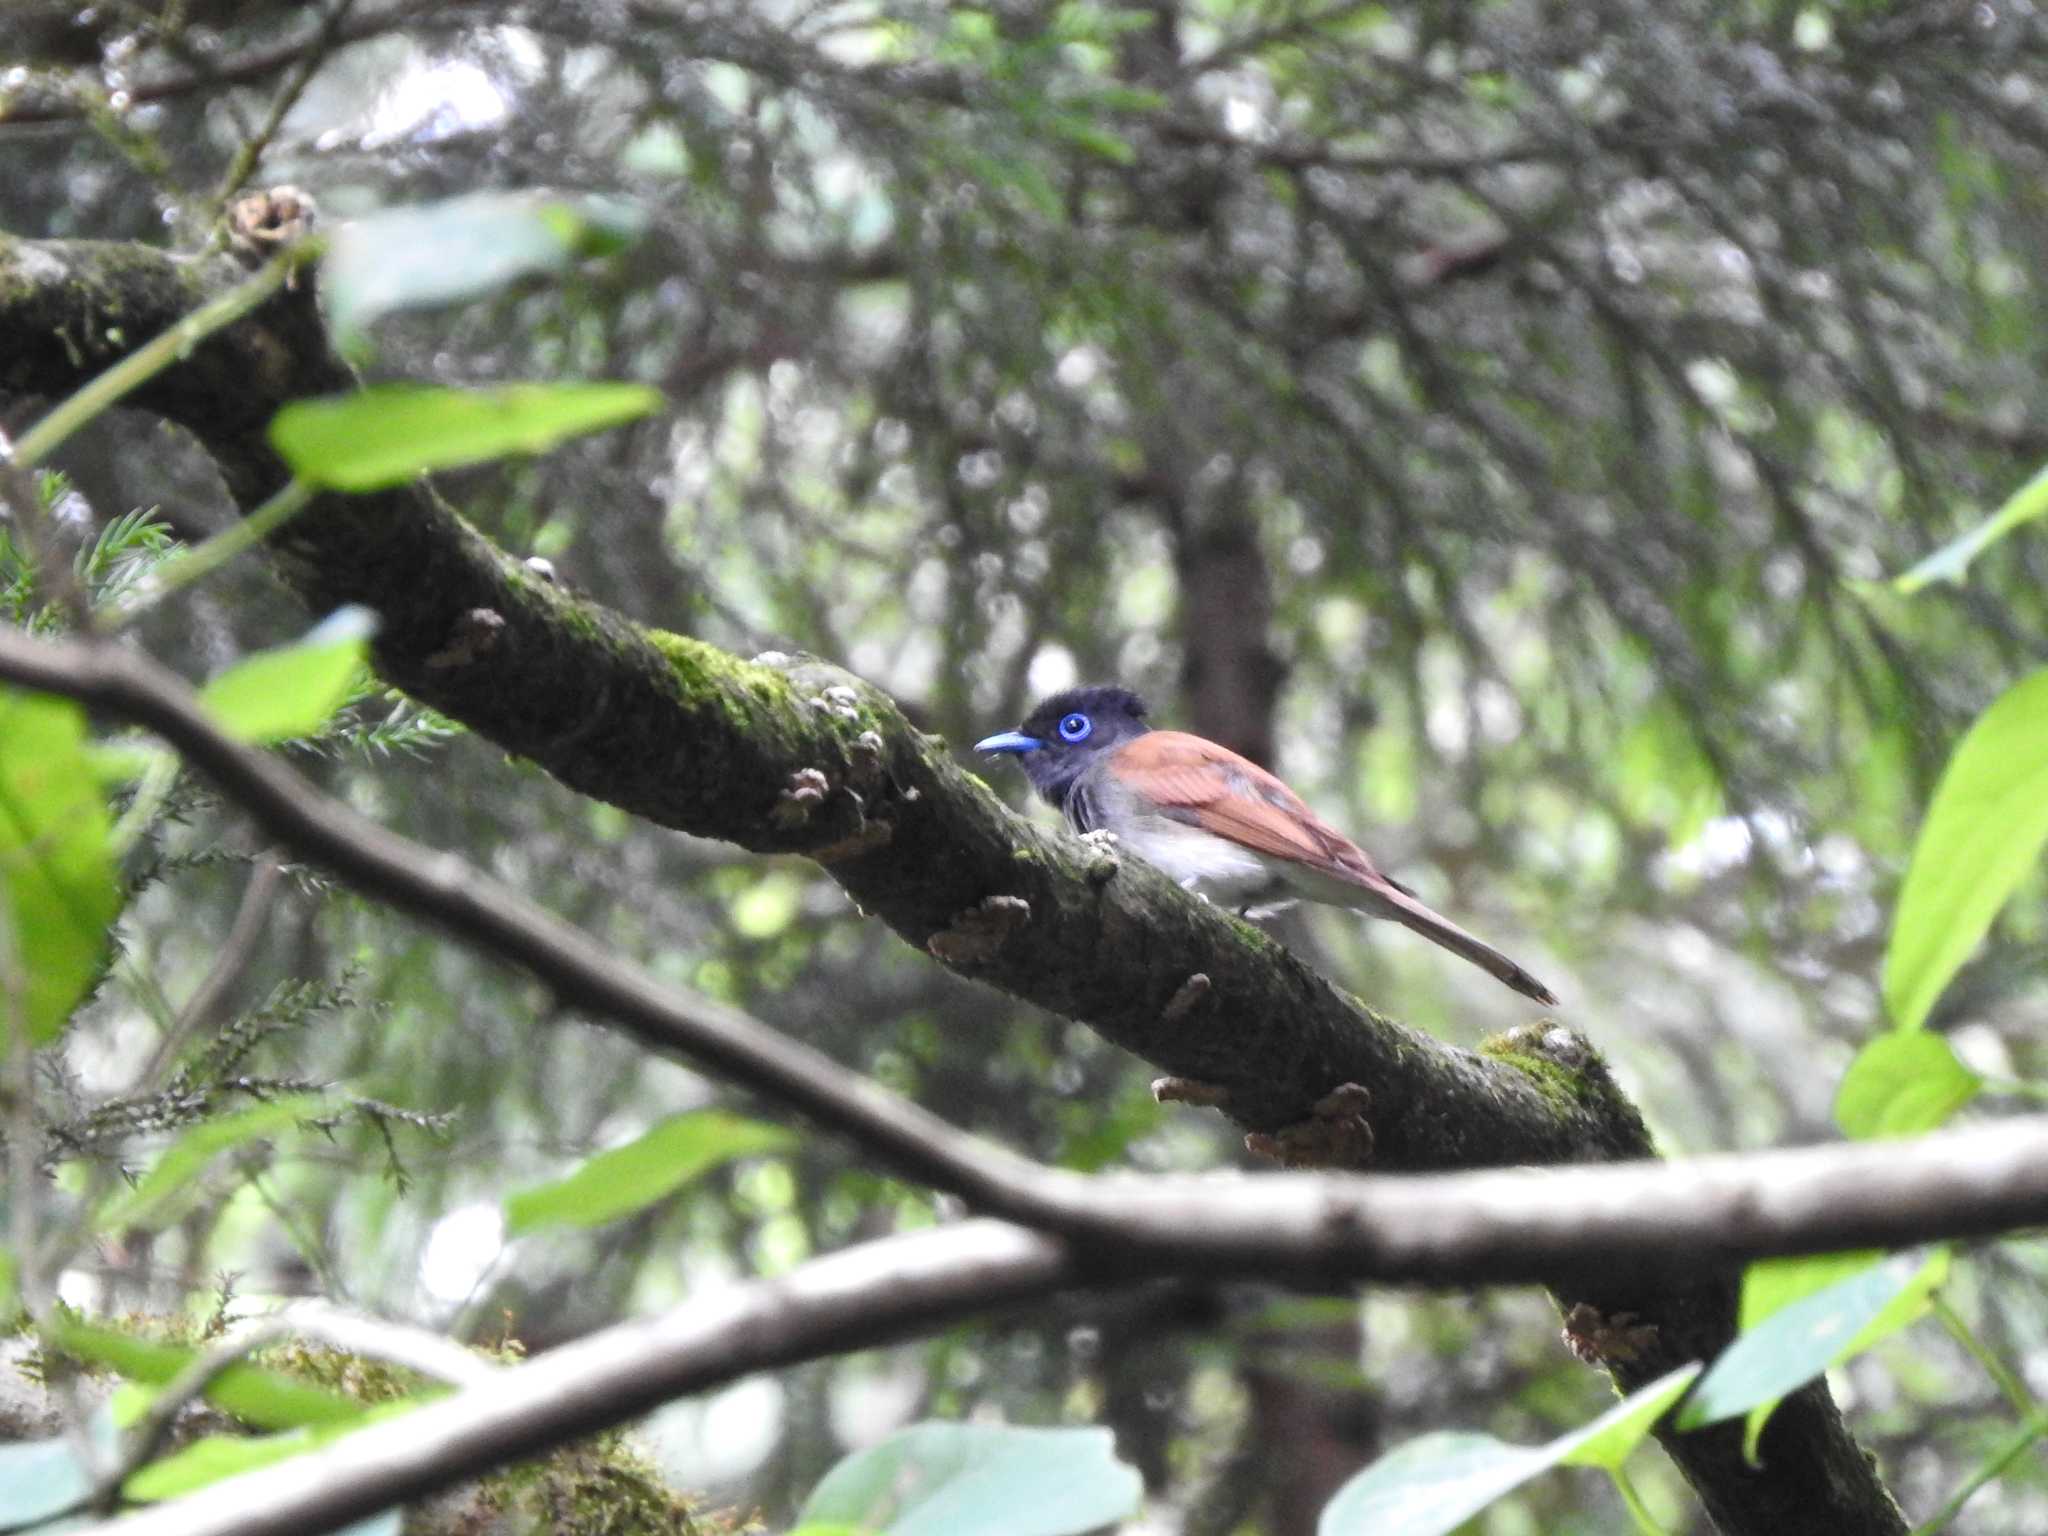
[1317,1366,1699,1535]
[124,1401,415,1501]
[85,742,172,785]
[125,1426,324,1501]
[1834,1031,1981,1139]
[271,383,662,493]
[0,1244,14,1316]
[1677,1249,1949,1453]
[96,1093,327,1232]
[799,1423,1143,1536]
[1882,668,2048,1030]
[1895,461,2048,592]
[48,1318,364,1431]
[197,609,376,745]
[321,191,647,344]
[1739,1250,1883,1330]
[504,1109,797,1235]
[0,689,120,1044]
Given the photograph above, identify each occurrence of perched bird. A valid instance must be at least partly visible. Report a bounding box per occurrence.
[976,685,1558,1005]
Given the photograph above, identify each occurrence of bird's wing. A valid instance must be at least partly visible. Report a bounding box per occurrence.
[1109,731,1384,883]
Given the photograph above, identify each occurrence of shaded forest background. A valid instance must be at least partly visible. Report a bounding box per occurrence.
[4,1,2048,1531]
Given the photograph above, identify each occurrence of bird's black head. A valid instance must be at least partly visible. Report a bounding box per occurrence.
[975,684,1152,808]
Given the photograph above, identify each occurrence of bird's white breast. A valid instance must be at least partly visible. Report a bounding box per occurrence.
[1116,812,1283,904]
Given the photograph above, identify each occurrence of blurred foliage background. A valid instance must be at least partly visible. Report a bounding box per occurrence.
[5,0,2048,1530]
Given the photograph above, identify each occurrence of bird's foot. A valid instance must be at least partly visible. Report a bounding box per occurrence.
[1245,1083,1374,1169]
[1237,898,1298,922]
[1078,828,1121,884]
[1560,1303,1660,1366]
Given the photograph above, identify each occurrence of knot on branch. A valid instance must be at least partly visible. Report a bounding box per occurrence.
[774,767,833,827]
[926,894,1031,966]
[424,608,505,669]
[1561,1303,1660,1366]
[1246,1083,1373,1170]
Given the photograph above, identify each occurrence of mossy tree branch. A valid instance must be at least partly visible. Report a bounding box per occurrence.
[0,226,1905,1535]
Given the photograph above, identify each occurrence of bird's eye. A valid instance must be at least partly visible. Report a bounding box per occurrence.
[1057,712,1092,743]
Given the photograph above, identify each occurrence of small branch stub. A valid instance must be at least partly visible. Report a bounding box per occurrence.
[1561,1303,1660,1366]
[774,767,832,828]
[424,607,505,670]
[1160,972,1211,1022]
[1246,1083,1374,1169]
[1152,1075,1228,1107]
[927,894,1031,965]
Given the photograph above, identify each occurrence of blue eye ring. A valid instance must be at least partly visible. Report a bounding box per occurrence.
[1057,712,1092,743]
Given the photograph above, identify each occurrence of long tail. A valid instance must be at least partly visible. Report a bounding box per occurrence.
[1364,878,1558,1006]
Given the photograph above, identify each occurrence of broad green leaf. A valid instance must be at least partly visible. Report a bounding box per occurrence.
[271,383,661,492]
[85,742,172,784]
[1882,668,2048,1030]
[96,1094,327,1232]
[1834,1031,1981,1139]
[49,1317,364,1430]
[126,1425,326,1501]
[504,1110,796,1235]
[1317,1365,1699,1535]
[0,1243,15,1315]
[1560,1365,1705,1470]
[1677,1249,1948,1454]
[0,689,120,1044]
[321,191,646,344]
[197,608,376,745]
[124,1401,416,1501]
[1740,1250,1883,1330]
[1895,461,2048,592]
[799,1422,1142,1536]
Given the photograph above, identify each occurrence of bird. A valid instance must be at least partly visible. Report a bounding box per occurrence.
[975,684,1558,1005]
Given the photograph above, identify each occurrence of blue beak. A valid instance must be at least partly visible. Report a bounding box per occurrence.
[974,731,1044,756]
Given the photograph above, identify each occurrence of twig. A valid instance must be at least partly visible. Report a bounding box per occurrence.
[210,0,361,214]
[137,855,288,1087]
[92,1306,499,1515]
[79,1222,1073,1536]
[100,480,316,632]
[1908,1409,2048,1536]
